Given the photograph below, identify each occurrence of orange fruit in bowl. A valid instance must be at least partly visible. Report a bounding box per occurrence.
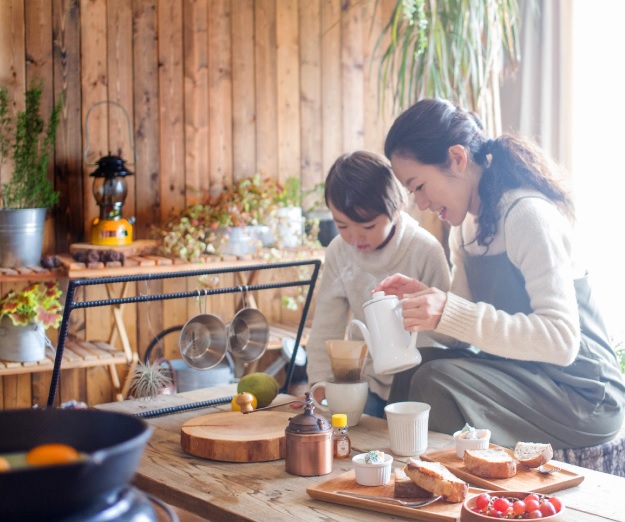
[0,455,10,471]
[25,443,80,466]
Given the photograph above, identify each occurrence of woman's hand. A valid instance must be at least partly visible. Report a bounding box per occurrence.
[401,287,447,332]
[373,273,428,298]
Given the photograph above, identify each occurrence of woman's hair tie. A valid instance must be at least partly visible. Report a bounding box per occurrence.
[474,138,495,165]
[483,138,495,155]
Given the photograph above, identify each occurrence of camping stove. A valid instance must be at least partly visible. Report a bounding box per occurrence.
[53,486,172,522]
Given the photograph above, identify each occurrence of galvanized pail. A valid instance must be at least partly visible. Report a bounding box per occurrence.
[0,208,46,267]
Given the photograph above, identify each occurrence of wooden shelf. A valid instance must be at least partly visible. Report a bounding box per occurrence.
[0,340,127,377]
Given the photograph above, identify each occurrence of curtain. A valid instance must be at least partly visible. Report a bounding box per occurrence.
[499,0,574,173]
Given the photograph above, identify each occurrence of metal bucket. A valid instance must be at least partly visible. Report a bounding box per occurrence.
[0,318,46,362]
[169,356,235,392]
[0,208,46,267]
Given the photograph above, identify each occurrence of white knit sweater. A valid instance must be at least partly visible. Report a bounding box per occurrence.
[437,189,584,366]
[306,211,451,400]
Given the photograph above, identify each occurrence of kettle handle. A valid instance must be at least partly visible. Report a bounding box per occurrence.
[350,319,371,348]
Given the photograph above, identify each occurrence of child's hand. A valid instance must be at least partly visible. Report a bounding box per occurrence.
[373,273,428,298]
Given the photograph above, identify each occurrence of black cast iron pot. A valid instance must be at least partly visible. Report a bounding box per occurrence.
[0,408,152,520]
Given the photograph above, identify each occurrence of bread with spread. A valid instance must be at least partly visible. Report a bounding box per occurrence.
[463,448,517,479]
[404,458,468,503]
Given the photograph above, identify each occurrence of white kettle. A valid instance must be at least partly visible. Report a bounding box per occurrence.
[351,291,422,375]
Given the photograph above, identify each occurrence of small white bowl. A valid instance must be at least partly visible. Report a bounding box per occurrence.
[352,453,393,486]
[453,428,491,458]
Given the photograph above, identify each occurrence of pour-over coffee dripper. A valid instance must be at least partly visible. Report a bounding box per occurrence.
[325,339,367,382]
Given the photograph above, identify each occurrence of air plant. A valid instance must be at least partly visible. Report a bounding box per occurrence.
[128,360,174,399]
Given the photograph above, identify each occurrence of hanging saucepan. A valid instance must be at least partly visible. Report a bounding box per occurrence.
[179,291,228,370]
[0,408,152,521]
[227,286,270,363]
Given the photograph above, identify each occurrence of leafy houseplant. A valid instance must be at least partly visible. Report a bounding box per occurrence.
[0,280,63,362]
[372,0,521,123]
[0,81,62,209]
[0,80,62,267]
[155,174,288,261]
[0,280,63,330]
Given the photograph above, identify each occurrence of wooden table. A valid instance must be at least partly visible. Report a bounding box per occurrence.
[98,385,625,522]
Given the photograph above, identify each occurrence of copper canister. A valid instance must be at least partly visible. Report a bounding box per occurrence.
[285,394,333,476]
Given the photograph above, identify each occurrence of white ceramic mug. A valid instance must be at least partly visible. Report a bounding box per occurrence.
[384,401,430,456]
[350,291,421,375]
[309,380,368,427]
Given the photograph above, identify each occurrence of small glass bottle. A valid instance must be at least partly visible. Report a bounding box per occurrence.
[332,413,351,459]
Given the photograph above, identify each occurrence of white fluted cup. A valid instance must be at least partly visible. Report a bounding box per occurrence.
[384,401,430,456]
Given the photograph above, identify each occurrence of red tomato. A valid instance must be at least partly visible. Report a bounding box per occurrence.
[512,500,527,515]
[528,509,543,519]
[525,499,541,512]
[548,497,562,512]
[540,501,557,517]
[475,493,491,510]
[492,497,510,512]
[524,494,540,503]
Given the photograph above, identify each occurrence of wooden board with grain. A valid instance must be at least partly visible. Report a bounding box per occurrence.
[180,410,292,463]
[421,445,584,494]
[307,469,479,522]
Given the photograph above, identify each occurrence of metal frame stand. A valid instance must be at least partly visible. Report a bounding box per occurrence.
[47,259,322,406]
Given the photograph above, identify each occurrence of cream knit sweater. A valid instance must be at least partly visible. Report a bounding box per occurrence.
[306,211,450,400]
[437,189,585,366]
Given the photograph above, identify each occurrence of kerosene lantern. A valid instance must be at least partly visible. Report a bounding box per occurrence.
[89,153,134,246]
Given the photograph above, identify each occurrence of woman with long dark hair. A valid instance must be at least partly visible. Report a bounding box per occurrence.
[376,98,625,448]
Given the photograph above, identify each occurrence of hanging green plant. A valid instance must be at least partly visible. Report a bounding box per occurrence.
[372,0,522,115]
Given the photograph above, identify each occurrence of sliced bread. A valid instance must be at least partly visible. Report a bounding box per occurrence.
[463,448,517,479]
[404,458,468,503]
[393,467,432,498]
[514,441,554,468]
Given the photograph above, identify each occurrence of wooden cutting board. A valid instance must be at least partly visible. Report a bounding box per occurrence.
[307,469,480,521]
[180,411,292,463]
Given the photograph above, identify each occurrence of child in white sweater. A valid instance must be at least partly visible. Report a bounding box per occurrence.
[305,151,450,417]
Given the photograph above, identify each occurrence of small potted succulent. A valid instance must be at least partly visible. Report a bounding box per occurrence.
[0,280,63,362]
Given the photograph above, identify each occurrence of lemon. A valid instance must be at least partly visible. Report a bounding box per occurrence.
[237,372,279,408]
[231,392,258,412]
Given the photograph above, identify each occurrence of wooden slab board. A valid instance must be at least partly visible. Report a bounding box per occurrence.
[421,445,584,494]
[180,411,292,463]
[307,468,481,521]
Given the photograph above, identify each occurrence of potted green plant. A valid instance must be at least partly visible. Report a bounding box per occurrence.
[0,80,62,267]
[0,280,63,362]
[372,0,521,123]
[155,174,282,261]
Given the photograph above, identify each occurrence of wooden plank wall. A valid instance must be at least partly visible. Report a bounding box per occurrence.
[0,0,437,409]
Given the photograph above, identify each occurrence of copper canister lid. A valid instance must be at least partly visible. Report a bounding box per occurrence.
[286,393,331,434]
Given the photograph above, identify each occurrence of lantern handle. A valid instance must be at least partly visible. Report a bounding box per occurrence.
[83,100,137,166]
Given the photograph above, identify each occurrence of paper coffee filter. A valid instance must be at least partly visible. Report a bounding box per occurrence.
[326,340,367,382]
[326,339,367,359]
